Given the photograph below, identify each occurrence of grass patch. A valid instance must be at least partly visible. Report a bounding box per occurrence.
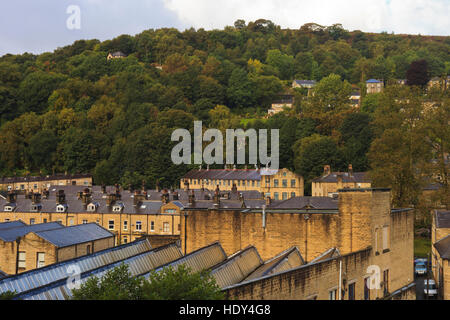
[414,236,431,258]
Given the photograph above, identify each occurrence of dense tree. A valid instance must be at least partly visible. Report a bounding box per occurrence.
[406,59,430,87]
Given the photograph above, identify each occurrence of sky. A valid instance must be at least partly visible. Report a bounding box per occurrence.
[0,0,449,56]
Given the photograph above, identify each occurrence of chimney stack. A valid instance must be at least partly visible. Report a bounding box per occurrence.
[101,184,106,194]
[188,190,195,206]
[134,190,143,207]
[348,164,353,177]
[213,185,220,205]
[32,192,41,204]
[57,190,66,204]
[232,183,237,193]
[172,191,179,201]
[337,173,343,189]
[106,194,116,207]
[324,165,331,176]
[82,188,91,205]
[161,189,170,204]
[43,189,50,199]
[184,179,190,192]
[265,195,272,206]
[7,192,16,204]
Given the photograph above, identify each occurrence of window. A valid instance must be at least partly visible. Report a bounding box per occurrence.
[136,221,142,231]
[282,179,287,188]
[165,209,176,214]
[274,179,279,187]
[36,253,45,268]
[283,172,287,177]
[69,219,74,226]
[5,219,10,222]
[291,192,296,198]
[291,179,296,187]
[108,220,115,230]
[382,226,390,252]
[282,192,288,200]
[43,218,47,223]
[329,289,337,300]
[123,236,128,244]
[82,220,88,224]
[57,219,63,223]
[252,181,255,187]
[33,184,38,189]
[96,219,100,224]
[163,222,170,233]
[375,228,379,253]
[178,224,181,231]
[150,221,155,232]
[30,218,35,225]
[123,220,128,230]
[383,270,389,295]
[274,192,279,200]
[18,252,26,269]
[348,283,355,300]
[237,180,240,186]
[364,278,370,300]
[86,245,92,255]
[20,184,25,190]
[257,181,260,187]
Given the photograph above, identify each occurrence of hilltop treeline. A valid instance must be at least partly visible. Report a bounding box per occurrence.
[0,20,448,206]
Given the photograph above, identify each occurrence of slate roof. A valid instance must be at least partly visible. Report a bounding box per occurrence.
[34,223,114,248]
[268,197,338,210]
[293,80,316,86]
[435,210,450,229]
[434,234,450,260]
[312,172,371,183]
[0,222,64,242]
[183,169,263,181]
[0,270,7,280]
[0,220,26,231]
[0,174,91,184]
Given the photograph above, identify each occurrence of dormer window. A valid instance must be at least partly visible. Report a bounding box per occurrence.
[87,202,99,212]
[31,204,42,212]
[113,203,124,212]
[56,204,68,213]
[4,205,16,212]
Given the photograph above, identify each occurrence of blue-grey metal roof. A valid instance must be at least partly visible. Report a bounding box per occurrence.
[0,270,7,280]
[34,223,114,248]
[0,222,64,242]
[0,220,26,231]
[366,79,382,83]
[0,238,152,295]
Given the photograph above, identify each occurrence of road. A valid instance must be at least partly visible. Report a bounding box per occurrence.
[415,273,437,300]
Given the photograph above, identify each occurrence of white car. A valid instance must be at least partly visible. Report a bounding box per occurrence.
[424,280,437,297]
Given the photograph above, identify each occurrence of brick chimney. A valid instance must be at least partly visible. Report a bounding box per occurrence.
[324,165,331,176]
[188,190,195,206]
[81,188,91,205]
[134,190,143,207]
[337,173,343,189]
[265,195,272,206]
[7,192,16,204]
[231,183,237,193]
[213,185,220,205]
[31,193,41,204]
[57,190,66,204]
[161,189,170,204]
[101,184,106,194]
[348,164,353,177]
[115,184,121,200]
[106,194,116,207]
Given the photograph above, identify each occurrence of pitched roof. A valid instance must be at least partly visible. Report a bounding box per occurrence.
[0,270,7,280]
[0,220,26,231]
[294,80,317,86]
[366,79,382,83]
[268,197,338,210]
[0,222,64,242]
[109,51,127,57]
[435,210,450,229]
[434,234,450,260]
[0,174,91,184]
[312,172,371,183]
[183,169,263,181]
[34,223,114,248]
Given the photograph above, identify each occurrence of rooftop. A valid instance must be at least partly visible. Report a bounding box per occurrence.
[0,222,64,242]
[435,210,450,229]
[434,234,450,260]
[366,79,382,83]
[312,171,371,183]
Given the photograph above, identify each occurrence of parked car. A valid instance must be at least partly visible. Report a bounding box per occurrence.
[424,280,438,297]
[415,262,427,276]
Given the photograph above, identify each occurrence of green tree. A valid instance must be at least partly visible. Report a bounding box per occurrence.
[142,265,224,300]
[72,264,145,300]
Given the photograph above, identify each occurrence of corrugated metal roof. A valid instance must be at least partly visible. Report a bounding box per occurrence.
[309,248,341,263]
[151,242,227,275]
[0,238,152,295]
[34,223,114,248]
[19,242,182,300]
[244,247,304,281]
[211,246,263,288]
[0,222,64,242]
